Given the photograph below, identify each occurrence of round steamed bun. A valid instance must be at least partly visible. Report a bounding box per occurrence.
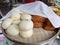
[2,18,12,29]
[19,30,33,38]
[21,13,31,20]
[6,24,19,36]
[11,12,21,21]
[13,20,20,24]
[19,21,33,31]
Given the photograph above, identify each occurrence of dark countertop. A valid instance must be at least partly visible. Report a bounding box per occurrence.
[0,4,12,15]
[0,6,10,15]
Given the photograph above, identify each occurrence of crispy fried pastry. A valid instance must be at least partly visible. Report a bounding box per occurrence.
[32,15,46,23]
[43,26,55,31]
[33,21,43,28]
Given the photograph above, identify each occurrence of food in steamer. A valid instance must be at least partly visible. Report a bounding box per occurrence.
[32,15,55,30]
[33,21,43,28]
[32,15,46,28]
[12,20,20,24]
[32,15,46,22]
[20,13,32,20]
[2,9,59,38]
[19,21,33,31]
[19,30,33,38]
[2,18,13,29]
[43,19,55,30]
[19,14,33,38]
[2,12,34,38]
[10,12,21,21]
[6,24,19,36]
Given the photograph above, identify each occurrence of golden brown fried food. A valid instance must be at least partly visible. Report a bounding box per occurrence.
[32,15,46,23]
[46,19,52,26]
[32,15,56,30]
[43,19,55,30]
[43,26,55,31]
[33,21,43,28]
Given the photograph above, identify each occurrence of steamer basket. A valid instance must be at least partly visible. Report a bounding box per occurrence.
[1,5,60,45]
[2,28,60,45]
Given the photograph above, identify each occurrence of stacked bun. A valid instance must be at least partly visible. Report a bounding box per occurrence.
[19,13,33,38]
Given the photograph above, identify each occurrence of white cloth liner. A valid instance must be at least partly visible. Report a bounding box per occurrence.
[1,1,60,28]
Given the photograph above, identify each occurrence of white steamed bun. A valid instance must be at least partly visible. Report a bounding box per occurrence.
[21,13,32,20]
[11,12,21,21]
[19,30,33,38]
[19,21,33,31]
[2,18,12,29]
[13,20,20,24]
[6,24,19,36]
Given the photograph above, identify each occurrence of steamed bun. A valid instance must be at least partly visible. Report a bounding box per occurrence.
[19,21,33,31]
[6,24,19,36]
[13,20,20,24]
[19,30,33,38]
[11,12,21,21]
[21,13,32,20]
[2,18,12,29]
